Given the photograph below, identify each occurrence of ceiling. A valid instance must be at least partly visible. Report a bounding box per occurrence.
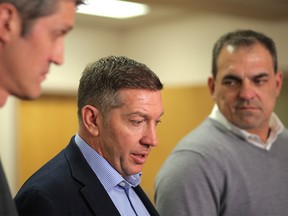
[132,0,288,20]
[76,0,288,29]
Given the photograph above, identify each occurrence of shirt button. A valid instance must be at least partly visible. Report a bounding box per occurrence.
[119,181,126,187]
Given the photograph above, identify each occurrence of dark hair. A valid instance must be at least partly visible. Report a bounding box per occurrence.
[0,0,84,36]
[77,56,163,123]
[212,29,278,78]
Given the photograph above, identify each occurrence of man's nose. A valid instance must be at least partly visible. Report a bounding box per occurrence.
[141,125,158,147]
[50,40,64,65]
[239,80,256,100]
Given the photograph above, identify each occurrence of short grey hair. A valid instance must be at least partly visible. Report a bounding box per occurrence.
[77,56,163,124]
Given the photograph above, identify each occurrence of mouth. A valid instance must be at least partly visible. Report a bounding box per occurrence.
[236,103,259,110]
[131,153,148,164]
[238,106,257,110]
[40,72,48,82]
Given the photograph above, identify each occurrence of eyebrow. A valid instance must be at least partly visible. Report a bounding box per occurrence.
[222,72,268,81]
[223,74,240,80]
[128,110,164,119]
[253,73,269,79]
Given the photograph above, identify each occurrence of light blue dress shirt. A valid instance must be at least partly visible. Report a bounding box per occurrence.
[75,134,150,216]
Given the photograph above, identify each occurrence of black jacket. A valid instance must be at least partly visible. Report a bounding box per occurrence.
[15,136,159,216]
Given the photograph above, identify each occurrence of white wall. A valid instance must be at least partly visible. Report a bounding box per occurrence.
[122,13,288,86]
[0,97,17,195]
[1,12,288,195]
[42,24,123,94]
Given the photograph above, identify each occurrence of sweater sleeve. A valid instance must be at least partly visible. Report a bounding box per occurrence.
[155,150,224,216]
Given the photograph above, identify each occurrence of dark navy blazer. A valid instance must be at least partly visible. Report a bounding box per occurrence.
[14,136,159,216]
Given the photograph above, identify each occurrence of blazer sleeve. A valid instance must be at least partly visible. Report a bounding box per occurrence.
[15,190,61,216]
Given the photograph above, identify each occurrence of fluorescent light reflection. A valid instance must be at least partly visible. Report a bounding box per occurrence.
[77,0,150,19]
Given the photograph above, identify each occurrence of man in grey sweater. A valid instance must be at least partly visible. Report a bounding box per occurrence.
[155,29,288,216]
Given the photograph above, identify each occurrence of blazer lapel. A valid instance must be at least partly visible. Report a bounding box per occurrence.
[134,185,160,216]
[64,139,121,216]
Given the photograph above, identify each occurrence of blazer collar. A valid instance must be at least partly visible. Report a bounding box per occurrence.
[64,136,159,216]
[64,138,121,216]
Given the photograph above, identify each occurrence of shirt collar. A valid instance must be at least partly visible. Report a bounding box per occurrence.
[74,134,142,191]
[209,104,284,150]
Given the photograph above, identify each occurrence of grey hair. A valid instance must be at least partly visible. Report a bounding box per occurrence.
[212,29,278,78]
[0,0,84,36]
[77,56,163,124]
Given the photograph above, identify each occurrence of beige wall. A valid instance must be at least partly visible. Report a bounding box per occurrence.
[17,96,78,188]
[1,11,288,195]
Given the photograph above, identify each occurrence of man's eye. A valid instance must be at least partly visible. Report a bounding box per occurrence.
[131,120,144,126]
[156,120,162,126]
[223,79,238,86]
[254,78,267,85]
[54,29,68,38]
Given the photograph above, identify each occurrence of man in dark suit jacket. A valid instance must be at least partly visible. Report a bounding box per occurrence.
[15,56,164,216]
[0,0,84,215]
[15,138,159,215]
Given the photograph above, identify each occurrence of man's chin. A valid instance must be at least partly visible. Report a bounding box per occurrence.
[234,119,261,130]
[17,88,42,101]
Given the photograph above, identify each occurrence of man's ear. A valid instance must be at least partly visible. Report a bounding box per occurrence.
[81,105,100,136]
[275,70,283,97]
[208,77,216,98]
[0,3,20,43]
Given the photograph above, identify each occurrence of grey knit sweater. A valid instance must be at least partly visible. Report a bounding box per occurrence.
[155,118,288,216]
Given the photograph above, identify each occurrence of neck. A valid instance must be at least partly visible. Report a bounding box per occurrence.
[247,126,271,143]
